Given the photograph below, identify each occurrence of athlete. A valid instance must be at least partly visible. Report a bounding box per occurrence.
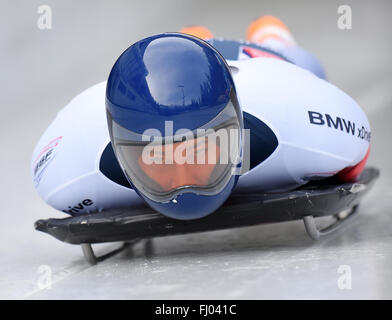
[31,16,371,220]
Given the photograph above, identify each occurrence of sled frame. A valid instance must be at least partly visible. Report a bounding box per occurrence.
[81,204,360,265]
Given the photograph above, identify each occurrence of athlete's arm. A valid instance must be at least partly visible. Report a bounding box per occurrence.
[31,82,141,216]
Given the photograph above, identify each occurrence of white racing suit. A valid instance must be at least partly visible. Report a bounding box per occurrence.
[31,39,371,216]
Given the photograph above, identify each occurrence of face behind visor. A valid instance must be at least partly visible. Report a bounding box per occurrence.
[106,33,244,220]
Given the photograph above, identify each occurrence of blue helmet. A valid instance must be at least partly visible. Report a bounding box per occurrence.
[106,33,243,220]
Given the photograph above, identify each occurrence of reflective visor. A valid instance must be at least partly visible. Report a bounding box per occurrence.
[108,90,242,202]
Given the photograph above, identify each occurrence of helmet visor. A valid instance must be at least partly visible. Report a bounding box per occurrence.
[108,89,242,202]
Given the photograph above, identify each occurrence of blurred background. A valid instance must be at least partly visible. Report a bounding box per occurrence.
[1,0,391,299]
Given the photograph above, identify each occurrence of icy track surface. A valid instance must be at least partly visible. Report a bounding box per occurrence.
[1,0,392,299]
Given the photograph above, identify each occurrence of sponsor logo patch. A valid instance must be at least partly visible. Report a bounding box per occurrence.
[33,136,62,187]
[308,111,371,142]
[62,199,94,215]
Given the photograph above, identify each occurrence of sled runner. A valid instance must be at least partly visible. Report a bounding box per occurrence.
[35,167,379,265]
